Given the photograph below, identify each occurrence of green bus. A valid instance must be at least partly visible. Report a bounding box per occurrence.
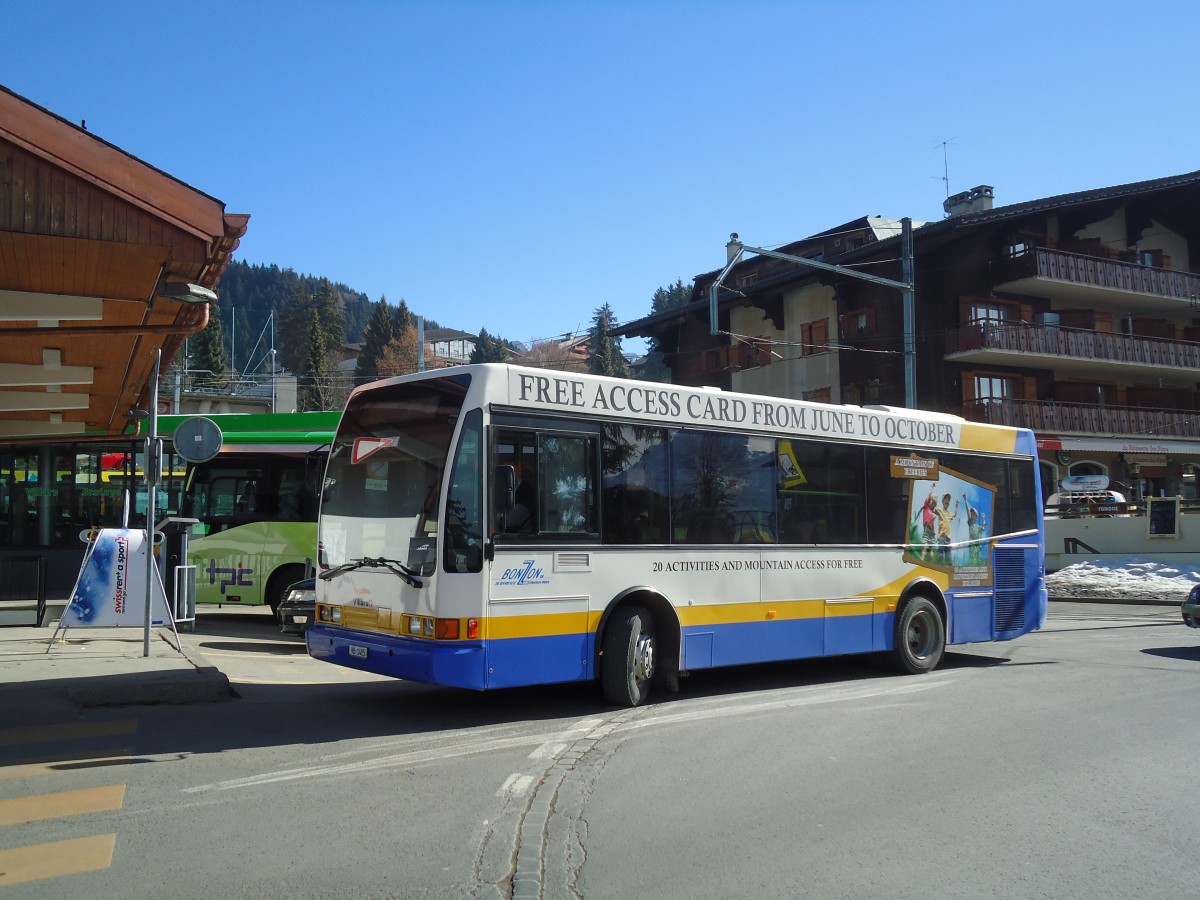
[161,411,339,618]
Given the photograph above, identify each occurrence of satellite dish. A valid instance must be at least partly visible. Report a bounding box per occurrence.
[173,416,223,464]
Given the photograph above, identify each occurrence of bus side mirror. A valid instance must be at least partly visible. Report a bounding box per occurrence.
[495,465,516,514]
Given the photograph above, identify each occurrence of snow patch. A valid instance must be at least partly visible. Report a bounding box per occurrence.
[1046,556,1200,602]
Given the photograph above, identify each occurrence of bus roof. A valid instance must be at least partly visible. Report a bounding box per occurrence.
[349,364,1035,458]
[158,411,340,452]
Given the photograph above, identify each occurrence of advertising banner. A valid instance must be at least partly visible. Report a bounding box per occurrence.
[60,528,173,628]
[903,465,996,589]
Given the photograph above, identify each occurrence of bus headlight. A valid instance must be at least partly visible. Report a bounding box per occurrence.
[331,607,342,624]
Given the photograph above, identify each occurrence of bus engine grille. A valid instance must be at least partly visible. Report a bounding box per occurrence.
[992,547,1027,635]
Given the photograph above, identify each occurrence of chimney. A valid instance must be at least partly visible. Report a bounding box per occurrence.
[726,232,743,264]
[943,185,994,217]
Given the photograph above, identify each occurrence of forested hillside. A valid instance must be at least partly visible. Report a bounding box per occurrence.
[207,260,442,375]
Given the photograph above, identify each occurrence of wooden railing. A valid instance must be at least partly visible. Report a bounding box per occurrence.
[998,247,1200,303]
[960,398,1200,437]
[946,322,1200,369]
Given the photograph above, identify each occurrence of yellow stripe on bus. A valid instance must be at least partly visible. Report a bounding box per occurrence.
[334,567,958,642]
[959,422,1018,454]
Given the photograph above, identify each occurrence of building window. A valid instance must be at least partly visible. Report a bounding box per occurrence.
[974,374,1014,404]
[800,319,829,356]
[841,308,876,337]
[969,301,1013,325]
[734,336,772,370]
[1006,237,1033,258]
[737,271,758,289]
[803,387,832,403]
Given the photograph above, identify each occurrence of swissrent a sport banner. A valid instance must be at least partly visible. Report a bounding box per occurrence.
[61,528,172,628]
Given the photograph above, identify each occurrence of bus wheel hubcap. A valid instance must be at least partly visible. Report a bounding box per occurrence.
[908,612,933,658]
[634,635,654,683]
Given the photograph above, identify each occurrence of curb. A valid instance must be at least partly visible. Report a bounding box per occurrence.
[1049,596,1182,607]
[66,666,233,707]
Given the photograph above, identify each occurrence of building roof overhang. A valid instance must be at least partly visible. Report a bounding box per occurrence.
[0,85,249,441]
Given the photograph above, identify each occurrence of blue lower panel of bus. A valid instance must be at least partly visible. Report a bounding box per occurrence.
[484,632,591,688]
[306,624,488,690]
[681,613,877,670]
[307,625,591,690]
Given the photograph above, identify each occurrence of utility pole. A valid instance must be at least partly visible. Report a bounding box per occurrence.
[901,218,916,408]
[709,222,918,407]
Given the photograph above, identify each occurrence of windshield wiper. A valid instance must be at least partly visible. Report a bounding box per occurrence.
[318,556,424,588]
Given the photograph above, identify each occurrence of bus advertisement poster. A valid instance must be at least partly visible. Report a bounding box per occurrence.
[60,528,172,628]
[904,466,996,588]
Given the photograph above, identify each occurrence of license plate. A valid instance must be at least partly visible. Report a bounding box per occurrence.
[348,645,368,659]
[293,615,308,623]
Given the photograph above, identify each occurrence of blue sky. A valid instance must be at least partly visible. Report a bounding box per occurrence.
[6,1,1198,351]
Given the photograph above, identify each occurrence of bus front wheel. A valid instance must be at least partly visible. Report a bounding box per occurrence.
[889,596,945,674]
[601,607,656,707]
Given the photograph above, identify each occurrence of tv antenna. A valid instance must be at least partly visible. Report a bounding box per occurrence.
[934,137,957,200]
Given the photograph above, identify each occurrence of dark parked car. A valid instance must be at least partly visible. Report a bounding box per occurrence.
[279,578,316,635]
[1183,585,1200,629]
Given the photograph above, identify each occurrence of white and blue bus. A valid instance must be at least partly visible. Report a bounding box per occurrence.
[307,364,1047,706]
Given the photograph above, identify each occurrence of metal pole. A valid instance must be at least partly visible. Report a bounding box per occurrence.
[144,350,160,657]
[269,312,276,413]
[901,218,916,409]
[417,316,425,372]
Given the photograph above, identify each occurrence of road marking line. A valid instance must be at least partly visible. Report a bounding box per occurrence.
[0,785,126,826]
[529,718,605,759]
[0,719,138,748]
[621,679,947,732]
[496,774,533,797]
[0,833,117,886]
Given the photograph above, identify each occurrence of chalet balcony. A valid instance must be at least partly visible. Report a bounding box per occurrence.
[993,247,1200,311]
[959,398,1200,439]
[945,322,1200,381]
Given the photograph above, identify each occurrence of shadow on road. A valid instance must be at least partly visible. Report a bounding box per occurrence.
[1142,645,1200,662]
[1,611,1051,768]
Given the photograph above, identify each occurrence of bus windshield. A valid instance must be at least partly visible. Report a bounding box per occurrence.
[320,375,471,573]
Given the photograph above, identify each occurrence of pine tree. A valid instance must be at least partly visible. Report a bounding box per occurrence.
[277,284,315,376]
[393,298,414,337]
[313,278,345,359]
[297,318,334,410]
[588,303,628,378]
[469,328,507,364]
[639,278,692,383]
[189,303,228,386]
[355,296,395,381]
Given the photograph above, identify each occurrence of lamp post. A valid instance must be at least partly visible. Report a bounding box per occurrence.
[144,349,161,657]
[269,348,277,413]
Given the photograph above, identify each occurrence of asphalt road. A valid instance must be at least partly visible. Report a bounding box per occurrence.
[1,602,1195,899]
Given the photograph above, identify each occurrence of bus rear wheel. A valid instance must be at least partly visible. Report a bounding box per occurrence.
[601,607,656,707]
[889,596,945,674]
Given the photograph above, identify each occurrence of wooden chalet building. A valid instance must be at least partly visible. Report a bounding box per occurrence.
[620,172,1200,502]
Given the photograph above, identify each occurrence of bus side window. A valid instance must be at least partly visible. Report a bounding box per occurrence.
[235,481,258,515]
[540,434,597,535]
